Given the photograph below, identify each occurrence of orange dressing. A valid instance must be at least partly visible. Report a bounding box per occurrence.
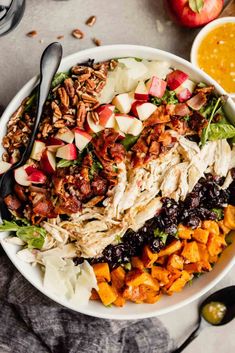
[197,22,235,93]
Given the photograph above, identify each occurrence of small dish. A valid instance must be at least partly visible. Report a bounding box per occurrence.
[191,17,235,99]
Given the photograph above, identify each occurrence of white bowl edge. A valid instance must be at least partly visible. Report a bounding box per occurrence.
[1,44,235,320]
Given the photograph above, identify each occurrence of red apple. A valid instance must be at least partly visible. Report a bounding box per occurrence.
[14,166,31,186]
[74,128,92,151]
[96,105,116,127]
[112,93,132,114]
[115,114,135,133]
[131,101,144,117]
[167,70,189,90]
[40,150,57,174]
[166,0,224,28]
[30,140,46,161]
[176,88,192,102]
[127,118,143,136]
[136,102,157,121]
[0,161,12,175]
[25,165,38,176]
[27,170,47,184]
[56,144,77,160]
[46,137,65,152]
[146,76,167,98]
[85,117,104,134]
[55,128,75,143]
[134,81,149,101]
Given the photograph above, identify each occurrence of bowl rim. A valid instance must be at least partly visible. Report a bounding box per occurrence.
[1,44,235,320]
[190,16,235,98]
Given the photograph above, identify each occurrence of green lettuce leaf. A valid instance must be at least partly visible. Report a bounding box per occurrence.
[0,220,46,249]
[203,123,235,142]
[121,134,139,150]
[51,72,69,89]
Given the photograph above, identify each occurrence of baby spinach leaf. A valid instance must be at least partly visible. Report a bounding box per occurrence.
[121,134,139,150]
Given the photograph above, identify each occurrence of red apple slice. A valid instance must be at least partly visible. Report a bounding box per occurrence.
[25,165,38,176]
[27,170,47,184]
[40,150,56,174]
[127,118,143,136]
[56,144,77,160]
[146,76,167,98]
[14,166,31,186]
[131,101,143,117]
[85,114,104,134]
[176,88,192,102]
[134,81,149,101]
[46,137,65,152]
[115,114,135,133]
[74,128,92,151]
[55,128,75,143]
[30,140,46,161]
[136,102,157,121]
[0,161,12,175]
[166,70,189,90]
[112,93,132,114]
[96,105,116,127]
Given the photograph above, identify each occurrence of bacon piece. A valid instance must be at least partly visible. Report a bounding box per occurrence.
[168,116,189,135]
[33,199,54,217]
[4,194,21,210]
[188,112,208,134]
[143,106,170,127]
[55,196,81,214]
[186,92,207,110]
[91,176,108,195]
[194,85,215,95]
[109,144,126,163]
[14,184,27,202]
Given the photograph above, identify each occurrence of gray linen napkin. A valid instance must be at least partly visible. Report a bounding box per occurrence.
[0,247,172,353]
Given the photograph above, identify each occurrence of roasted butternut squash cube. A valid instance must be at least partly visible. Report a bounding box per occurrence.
[192,228,209,244]
[123,285,147,304]
[125,269,159,290]
[113,295,126,307]
[131,256,144,270]
[167,270,191,294]
[224,205,235,230]
[218,220,231,236]
[158,240,182,257]
[184,262,202,274]
[141,245,158,268]
[155,256,166,265]
[181,241,200,263]
[167,254,184,270]
[92,263,111,282]
[178,224,193,239]
[111,266,126,289]
[207,234,226,257]
[97,282,117,306]
[197,243,209,261]
[164,269,182,291]
[202,220,220,236]
[139,285,161,304]
[208,255,219,263]
[151,266,170,285]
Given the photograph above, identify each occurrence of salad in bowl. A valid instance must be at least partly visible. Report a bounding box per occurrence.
[0,46,235,314]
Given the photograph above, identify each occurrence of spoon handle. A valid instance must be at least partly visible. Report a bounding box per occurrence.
[172,322,202,353]
[21,42,62,162]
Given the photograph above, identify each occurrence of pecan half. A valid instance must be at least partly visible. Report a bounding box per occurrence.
[85,15,96,27]
[64,78,75,98]
[58,87,69,113]
[72,29,84,39]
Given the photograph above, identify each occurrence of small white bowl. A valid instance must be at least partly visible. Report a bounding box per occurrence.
[1,45,235,320]
[191,16,235,99]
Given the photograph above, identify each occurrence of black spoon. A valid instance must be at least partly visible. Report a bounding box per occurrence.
[0,42,63,221]
[0,0,25,36]
[173,286,235,352]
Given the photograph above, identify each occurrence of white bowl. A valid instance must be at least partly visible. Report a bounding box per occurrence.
[1,45,235,320]
[191,16,235,99]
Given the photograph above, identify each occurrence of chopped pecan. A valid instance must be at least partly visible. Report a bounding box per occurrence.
[51,101,62,121]
[76,101,87,128]
[26,30,37,37]
[85,15,97,27]
[58,87,69,113]
[72,29,84,39]
[64,78,75,98]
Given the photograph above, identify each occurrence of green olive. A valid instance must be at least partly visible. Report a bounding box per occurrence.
[202,301,227,325]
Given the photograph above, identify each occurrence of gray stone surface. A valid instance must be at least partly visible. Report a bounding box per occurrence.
[0,1,234,352]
